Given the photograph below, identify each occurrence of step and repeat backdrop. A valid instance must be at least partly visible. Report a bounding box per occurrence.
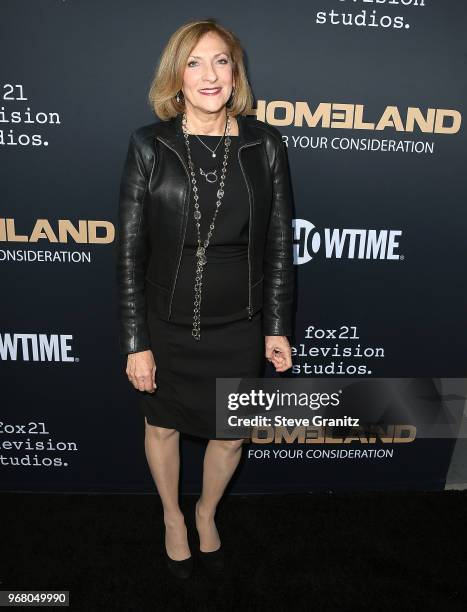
[1,0,466,493]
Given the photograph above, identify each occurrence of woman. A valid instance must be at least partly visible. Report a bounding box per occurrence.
[116,19,295,579]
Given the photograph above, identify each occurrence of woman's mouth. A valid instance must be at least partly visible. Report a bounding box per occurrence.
[199,87,222,96]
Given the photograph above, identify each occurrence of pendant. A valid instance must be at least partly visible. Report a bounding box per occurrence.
[196,246,207,266]
[212,153,216,158]
[200,168,218,183]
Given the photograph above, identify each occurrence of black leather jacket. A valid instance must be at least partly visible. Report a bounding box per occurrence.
[116,113,295,355]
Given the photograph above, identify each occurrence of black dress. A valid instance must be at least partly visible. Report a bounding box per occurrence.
[140,134,265,439]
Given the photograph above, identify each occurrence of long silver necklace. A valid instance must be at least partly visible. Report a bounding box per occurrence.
[181,111,232,340]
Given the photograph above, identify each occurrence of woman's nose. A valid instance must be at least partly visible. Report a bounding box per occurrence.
[202,64,218,81]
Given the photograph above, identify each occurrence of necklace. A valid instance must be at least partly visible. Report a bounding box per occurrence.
[188,136,219,183]
[199,167,218,183]
[195,135,222,158]
[181,111,232,340]
[186,120,228,158]
[186,135,219,182]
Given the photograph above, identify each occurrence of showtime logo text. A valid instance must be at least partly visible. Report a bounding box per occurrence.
[0,333,76,362]
[293,219,403,263]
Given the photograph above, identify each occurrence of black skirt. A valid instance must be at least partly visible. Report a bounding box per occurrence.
[140,310,265,439]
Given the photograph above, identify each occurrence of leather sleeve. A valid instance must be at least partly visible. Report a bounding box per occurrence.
[115,132,152,356]
[262,136,295,337]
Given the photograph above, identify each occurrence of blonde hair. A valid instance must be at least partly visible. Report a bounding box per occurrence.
[148,18,254,120]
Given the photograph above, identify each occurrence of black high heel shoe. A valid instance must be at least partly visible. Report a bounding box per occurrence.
[198,545,225,572]
[164,549,193,579]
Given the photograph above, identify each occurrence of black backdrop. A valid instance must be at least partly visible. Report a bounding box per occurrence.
[1,0,466,493]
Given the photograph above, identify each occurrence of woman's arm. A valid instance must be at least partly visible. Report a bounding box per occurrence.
[115,131,152,356]
[262,135,295,338]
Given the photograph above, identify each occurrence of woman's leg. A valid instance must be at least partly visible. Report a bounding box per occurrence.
[195,438,244,552]
[144,417,191,560]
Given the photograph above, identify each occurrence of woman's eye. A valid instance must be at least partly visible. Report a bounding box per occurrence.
[187,58,229,67]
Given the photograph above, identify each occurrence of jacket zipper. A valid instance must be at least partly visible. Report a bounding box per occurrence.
[238,141,261,320]
[155,136,191,320]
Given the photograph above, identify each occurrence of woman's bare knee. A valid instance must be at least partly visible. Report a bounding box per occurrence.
[211,438,244,451]
[144,417,178,440]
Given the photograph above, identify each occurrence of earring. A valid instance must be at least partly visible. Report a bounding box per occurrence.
[176,90,183,104]
[226,86,235,108]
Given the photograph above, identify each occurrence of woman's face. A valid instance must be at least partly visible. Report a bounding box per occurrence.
[181,31,235,116]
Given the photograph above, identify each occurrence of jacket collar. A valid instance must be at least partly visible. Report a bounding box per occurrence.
[155,112,261,164]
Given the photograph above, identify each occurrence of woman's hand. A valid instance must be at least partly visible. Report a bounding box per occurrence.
[265,336,292,373]
[126,350,157,393]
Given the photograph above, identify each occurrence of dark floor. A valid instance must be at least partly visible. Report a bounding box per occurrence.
[2,490,467,611]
